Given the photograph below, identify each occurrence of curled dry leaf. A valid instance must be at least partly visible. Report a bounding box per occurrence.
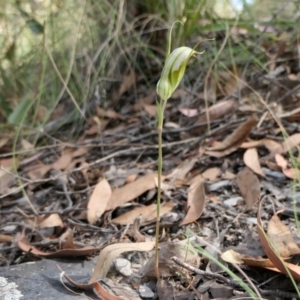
[257,202,300,281]
[106,173,161,211]
[112,202,175,225]
[180,178,206,226]
[205,115,257,157]
[236,167,260,210]
[243,148,265,177]
[221,249,275,268]
[87,178,112,224]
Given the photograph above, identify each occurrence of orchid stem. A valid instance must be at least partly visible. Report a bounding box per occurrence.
[155,98,166,280]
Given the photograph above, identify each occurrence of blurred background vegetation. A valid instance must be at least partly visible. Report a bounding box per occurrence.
[0,0,299,141]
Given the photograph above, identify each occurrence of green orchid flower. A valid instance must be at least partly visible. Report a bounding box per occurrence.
[157,46,201,101]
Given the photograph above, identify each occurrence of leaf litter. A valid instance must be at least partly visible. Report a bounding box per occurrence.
[2,14,300,300]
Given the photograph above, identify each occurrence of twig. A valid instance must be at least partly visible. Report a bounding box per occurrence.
[171,256,241,289]
[172,256,300,299]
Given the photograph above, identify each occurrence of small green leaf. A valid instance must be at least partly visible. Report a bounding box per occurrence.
[8,97,33,125]
[26,19,44,35]
[0,93,12,117]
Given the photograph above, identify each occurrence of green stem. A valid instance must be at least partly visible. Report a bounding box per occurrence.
[154,99,166,280]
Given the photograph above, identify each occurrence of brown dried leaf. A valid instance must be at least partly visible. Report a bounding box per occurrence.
[201,167,221,181]
[133,90,156,111]
[93,282,129,300]
[221,249,275,268]
[89,241,155,282]
[18,231,98,258]
[179,108,198,117]
[87,178,112,224]
[263,139,283,153]
[37,213,64,228]
[0,158,16,193]
[0,234,13,243]
[275,153,288,169]
[27,163,52,181]
[125,173,137,184]
[180,179,206,225]
[280,133,300,153]
[113,70,136,102]
[223,69,242,95]
[166,158,197,187]
[243,148,265,177]
[61,229,76,250]
[240,140,263,149]
[275,154,300,179]
[143,104,157,117]
[268,212,300,257]
[236,167,260,210]
[207,115,257,152]
[195,98,237,125]
[257,203,300,281]
[52,148,74,170]
[113,202,175,225]
[106,173,160,211]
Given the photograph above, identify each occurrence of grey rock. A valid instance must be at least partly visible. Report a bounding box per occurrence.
[0,259,97,300]
[139,284,154,299]
[114,258,133,277]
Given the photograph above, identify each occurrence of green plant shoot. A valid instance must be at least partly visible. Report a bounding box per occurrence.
[154,33,203,280]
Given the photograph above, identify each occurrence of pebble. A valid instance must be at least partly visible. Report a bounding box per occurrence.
[114,258,133,277]
[224,196,243,206]
[208,180,231,192]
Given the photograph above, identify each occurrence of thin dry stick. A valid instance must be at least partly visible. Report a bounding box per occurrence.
[171,256,241,288]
